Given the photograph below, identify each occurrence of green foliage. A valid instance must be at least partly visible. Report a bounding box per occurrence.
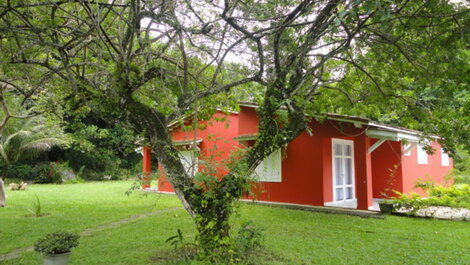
[6,162,73,184]
[233,221,264,263]
[426,185,470,209]
[59,117,141,181]
[6,164,35,180]
[392,184,470,214]
[34,232,80,255]
[165,229,188,250]
[391,192,426,215]
[453,148,470,184]
[0,108,68,177]
[165,221,264,264]
[33,162,66,184]
[27,193,45,217]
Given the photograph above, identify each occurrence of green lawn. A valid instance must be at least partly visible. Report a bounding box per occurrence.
[1,182,469,264]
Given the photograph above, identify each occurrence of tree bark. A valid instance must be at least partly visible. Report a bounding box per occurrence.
[0,177,5,207]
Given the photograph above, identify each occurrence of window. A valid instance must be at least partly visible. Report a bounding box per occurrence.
[441,148,450,166]
[417,145,428,165]
[253,149,282,182]
[403,143,412,156]
[179,150,198,177]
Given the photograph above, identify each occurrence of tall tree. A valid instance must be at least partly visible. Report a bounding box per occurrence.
[0,0,467,255]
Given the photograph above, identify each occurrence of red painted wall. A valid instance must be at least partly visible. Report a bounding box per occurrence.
[157,111,240,192]
[401,142,453,196]
[371,140,404,198]
[244,117,370,207]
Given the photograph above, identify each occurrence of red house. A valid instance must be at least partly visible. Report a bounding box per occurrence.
[142,103,453,211]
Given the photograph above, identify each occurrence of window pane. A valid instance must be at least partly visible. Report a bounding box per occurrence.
[335,158,343,185]
[334,144,342,156]
[345,158,352,185]
[336,188,343,201]
[344,145,351,156]
[346,187,353,199]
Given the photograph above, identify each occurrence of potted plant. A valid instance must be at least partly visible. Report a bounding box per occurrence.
[34,231,79,265]
[378,200,394,214]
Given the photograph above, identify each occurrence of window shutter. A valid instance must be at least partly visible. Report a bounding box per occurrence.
[441,148,449,166]
[254,148,282,182]
[417,145,428,165]
[179,151,198,177]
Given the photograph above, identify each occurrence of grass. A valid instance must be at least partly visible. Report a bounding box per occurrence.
[0,181,180,254]
[1,181,469,264]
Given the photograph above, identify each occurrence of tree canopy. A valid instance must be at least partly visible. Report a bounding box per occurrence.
[0,0,468,259]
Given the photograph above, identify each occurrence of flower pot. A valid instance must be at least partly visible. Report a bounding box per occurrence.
[43,252,71,265]
[379,202,394,214]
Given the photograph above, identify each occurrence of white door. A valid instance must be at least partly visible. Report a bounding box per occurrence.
[332,139,355,204]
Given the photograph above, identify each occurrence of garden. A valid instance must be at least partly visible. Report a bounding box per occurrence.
[1,0,470,264]
[1,181,469,265]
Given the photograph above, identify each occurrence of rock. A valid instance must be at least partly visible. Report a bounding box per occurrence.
[61,170,76,182]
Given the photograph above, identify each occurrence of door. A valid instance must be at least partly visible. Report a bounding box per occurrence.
[332,139,355,204]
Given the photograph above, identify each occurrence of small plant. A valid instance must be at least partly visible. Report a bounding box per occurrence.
[34,232,80,255]
[28,193,45,217]
[234,221,264,262]
[165,229,187,250]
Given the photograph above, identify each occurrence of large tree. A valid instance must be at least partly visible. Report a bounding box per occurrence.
[0,0,467,256]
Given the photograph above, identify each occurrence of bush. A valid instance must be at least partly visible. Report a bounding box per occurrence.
[233,221,264,263]
[33,163,63,184]
[392,184,470,213]
[34,232,80,255]
[6,164,35,181]
[454,174,470,185]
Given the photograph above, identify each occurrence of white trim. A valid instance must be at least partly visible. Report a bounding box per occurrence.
[403,142,417,156]
[366,129,420,143]
[331,139,355,206]
[368,139,386,154]
[173,139,203,146]
[135,147,144,156]
[324,199,357,209]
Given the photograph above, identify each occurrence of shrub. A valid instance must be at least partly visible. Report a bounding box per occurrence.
[392,184,470,214]
[34,232,80,255]
[233,221,264,262]
[6,164,35,181]
[33,163,63,184]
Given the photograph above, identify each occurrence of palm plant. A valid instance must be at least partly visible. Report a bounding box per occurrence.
[0,117,66,168]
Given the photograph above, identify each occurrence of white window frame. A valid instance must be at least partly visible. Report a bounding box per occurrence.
[253,148,282,182]
[417,144,428,165]
[331,139,355,203]
[441,148,450,167]
[179,150,198,177]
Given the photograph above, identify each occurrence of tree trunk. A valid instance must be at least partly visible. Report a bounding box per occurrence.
[0,177,5,207]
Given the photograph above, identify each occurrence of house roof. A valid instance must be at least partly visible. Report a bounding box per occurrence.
[238,102,432,143]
